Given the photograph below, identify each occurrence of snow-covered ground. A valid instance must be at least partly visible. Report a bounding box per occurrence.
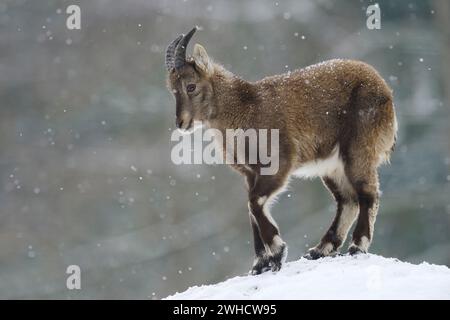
[166,254,450,299]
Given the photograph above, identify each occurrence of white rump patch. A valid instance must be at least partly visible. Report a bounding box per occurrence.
[293,145,344,179]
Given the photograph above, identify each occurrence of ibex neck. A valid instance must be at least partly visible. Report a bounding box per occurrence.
[209,66,258,129]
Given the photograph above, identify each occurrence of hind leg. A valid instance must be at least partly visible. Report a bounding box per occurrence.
[343,143,380,255]
[305,173,359,260]
[347,170,380,254]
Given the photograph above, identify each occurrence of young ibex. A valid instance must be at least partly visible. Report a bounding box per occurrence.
[166,27,397,274]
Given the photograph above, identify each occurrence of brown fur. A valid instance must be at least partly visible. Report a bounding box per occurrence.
[167,40,397,274]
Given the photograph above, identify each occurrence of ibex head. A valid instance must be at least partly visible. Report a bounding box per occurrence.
[166,27,216,131]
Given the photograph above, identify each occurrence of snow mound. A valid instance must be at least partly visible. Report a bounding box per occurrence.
[166,254,450,299]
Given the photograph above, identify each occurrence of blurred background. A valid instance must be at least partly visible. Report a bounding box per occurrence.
[0,0,449,299]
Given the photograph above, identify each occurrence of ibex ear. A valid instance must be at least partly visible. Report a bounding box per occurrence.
[193,43,213,76]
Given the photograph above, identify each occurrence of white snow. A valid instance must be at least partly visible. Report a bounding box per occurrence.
[165,254,450,300]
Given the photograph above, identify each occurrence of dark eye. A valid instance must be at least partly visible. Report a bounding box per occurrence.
[186,84,196,93]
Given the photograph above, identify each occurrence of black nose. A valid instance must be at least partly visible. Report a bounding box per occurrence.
[176,118,183,129]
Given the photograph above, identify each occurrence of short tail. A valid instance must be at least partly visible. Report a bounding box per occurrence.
[383,109,398,164]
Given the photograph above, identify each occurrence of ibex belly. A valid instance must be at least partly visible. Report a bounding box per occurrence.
[293,145,344,179]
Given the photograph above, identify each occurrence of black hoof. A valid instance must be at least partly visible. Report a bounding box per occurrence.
[250,256,271,275]
[348,245,366,256]
[250,244,287,274]
[270,255,282,272]
[303,248,324,260]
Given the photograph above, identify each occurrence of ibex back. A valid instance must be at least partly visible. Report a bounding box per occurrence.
[166,27,397,275]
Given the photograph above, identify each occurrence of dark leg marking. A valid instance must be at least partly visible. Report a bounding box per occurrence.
[248,173,288,274]
[249,214,271,274]
[348,177,380,255]
[305,176,358,260]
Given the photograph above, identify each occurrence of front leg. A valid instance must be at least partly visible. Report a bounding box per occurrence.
[249,214,271,275]
[244,171,271,274]
[239,169,269,274]
[248,173,288,274]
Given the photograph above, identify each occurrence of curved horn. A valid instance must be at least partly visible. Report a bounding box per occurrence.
[174,27,197,70]
[165,35,183,71]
